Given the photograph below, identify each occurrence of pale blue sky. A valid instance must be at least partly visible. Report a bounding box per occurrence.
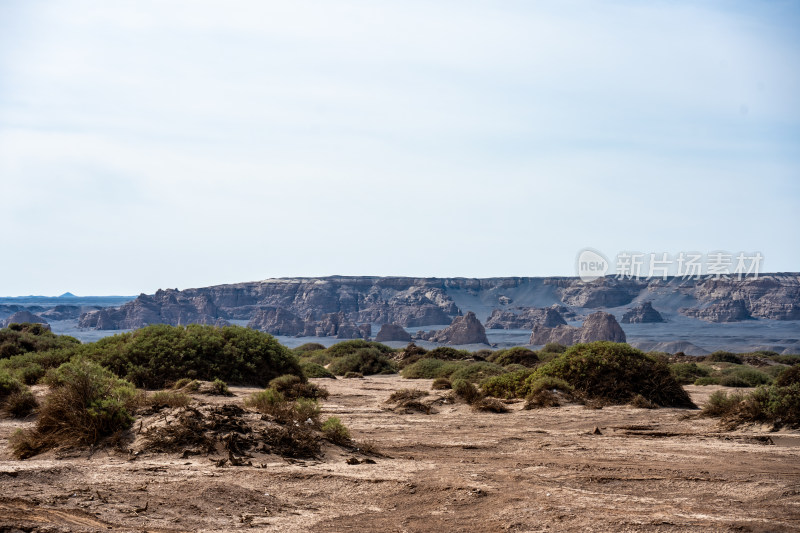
[1,1,798,295]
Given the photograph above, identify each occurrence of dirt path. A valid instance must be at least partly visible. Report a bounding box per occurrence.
[1,378,798,532]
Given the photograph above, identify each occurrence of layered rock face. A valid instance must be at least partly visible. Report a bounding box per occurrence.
[1,310,49,328]
[374,324,412,342]
[680,300,753,323]
[530,312,626,346]
[76,274,799,340]
[247,308,371,339]
[38,305,101,321]
[485,307,567,329]
[621,301,665,324]
[415,312,489,345]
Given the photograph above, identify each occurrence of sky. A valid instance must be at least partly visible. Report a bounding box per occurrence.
[1,1,798,296]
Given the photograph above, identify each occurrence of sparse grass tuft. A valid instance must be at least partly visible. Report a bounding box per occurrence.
[452,379,482,404]
[471,397,509,413]
[431,377,452,390]
[387,389,428,403]
[321,417,351,444]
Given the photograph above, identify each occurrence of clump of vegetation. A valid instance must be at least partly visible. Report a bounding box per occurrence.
[3,389,38,418]
[0,347,76,385]
[0,324,80,359]
[449,361,507,384]
[426,347,473,361]
[293,342,326,353]
[268,374,328,400]
[629,394,657,409]
[387,388,428,403]
[775,365,800,387]
[400,358,464,379]
[431,377,452,390]
[481,368,537,399]
[488,347,539,368]
[140,390,192,410]
[209,378,233,396]
[523,376,575,409]
[81,324,302,388]
[706,351,743,364]
[670,362,710,385]
[327,347,396,376]
[482,342,694,408]
[300,360,336,379]
[718,367,772,388]
[471,397,509,413]
[702,384,800,429]
[394,343,429,368]
[11,359,137,458]
[244,388,286,414]
[321,417,351,445]
[541,343,567,354]
[452,379,482,404]
[326,340,393,358]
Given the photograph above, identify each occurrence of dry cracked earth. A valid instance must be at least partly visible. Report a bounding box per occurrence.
[1,378,798,532]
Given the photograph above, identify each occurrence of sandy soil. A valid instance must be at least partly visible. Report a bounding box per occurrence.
[1,378,798,532]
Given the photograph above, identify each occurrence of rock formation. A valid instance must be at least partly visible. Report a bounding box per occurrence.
[247,307,305,336]
[38,305,101,321]
[415,312,489,345]
[680,300,753,323]
[1,310,49,328]
[621,301,665,324]
[485,307,567,329]
[375,324,412,342]
[530,311,626,345]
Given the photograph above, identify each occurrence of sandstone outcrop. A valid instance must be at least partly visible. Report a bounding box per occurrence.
[485,307,567,329]
[415,312,489,345]
[247,307,305,336]
[530,311,626,345]
[1,310,49,328]
[680,300,753,323]
[621,301,665,324]
[375,324,412,342]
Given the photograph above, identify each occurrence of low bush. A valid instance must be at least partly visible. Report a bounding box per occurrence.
[300,361,336,379]
[328,348,396,376]
[344,371,363,379]
[321,417,351,444]
[488,347,539,367]
[0,369,24,400]
[541,343,567,354]
[770,354,800,366]
[719,366,772,387]
[210,378,232,396]
[82,324,302,388]
[471,397,509,413]
[326,340,393,358]
[523,342,694,407]
[387,389,428,403]
[702,384,800,429]
[0,324,80,359]
[268,374,328,400]
[11,359,137,458]
[4,389,38,418]
[629,394,657,409]
[775,365,800,387]
[670,362,710,385]
[294,342,326,353]
[431,377,452,390]
[140,391,192,409]
[706,351,743,364]
[449,362,507,384]
[401,358,464,380]
[0,348,74,385]
[527,376,574,396]
[481,369,536,399]
[426,347,473,360]
[523,376,575,409]
[452,379,482,404]
[694,376,720,386]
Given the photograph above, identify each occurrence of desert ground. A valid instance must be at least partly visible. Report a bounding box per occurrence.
[1,377,798,532]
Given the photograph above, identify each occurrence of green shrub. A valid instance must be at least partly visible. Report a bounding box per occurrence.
[449,362,507,384]
[670,362,710,385]
[269,374,328,400]
[488,347,539,367]
[706,351,743,364]
[481,369,536,399]
[321,417,351,444]
[703,384,800,429]
[401,358,464,379]
[210,378,232,396]
[719,366,772,387]
[300,361,336,379]
[344,372,363,379]
[527,376,574,395]
[426,347,473,360]
[775,365,800,387]
[82,324,301,388]
[11,359,137,458]
[326,340,393,357]
[294,342,326,353]
[302,351,335,366]
[452,379,482,404]
[0,348,75,385]
[541,343,567,354]
[0,369,24,400]
[770,355,800,366]
[431,377,452,390]
[244,388,286,413]
[293,397,322,422]
[0,325,80,359]
[328,348,396,376]
[523,376,575,409]
[694,376,720,386]
[525,342,694,407]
